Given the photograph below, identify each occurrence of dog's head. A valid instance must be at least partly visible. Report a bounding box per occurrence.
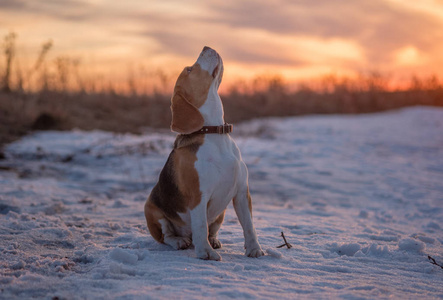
[171,46,224,134]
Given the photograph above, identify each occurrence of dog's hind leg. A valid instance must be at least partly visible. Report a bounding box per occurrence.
[145,199,164,243]
[208,210,225,249]
[145,199,191,250]
[158,219,192,250]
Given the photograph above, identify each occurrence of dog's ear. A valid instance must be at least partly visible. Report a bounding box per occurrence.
[170,92,204,134]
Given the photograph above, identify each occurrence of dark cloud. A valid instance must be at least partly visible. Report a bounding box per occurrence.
[1,0,96,21]
[0,0,27,10]
[123,11,306,67]
[218,45,306,66]
[144,29,200,59]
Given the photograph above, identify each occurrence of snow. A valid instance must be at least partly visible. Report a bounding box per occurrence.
[1,106,442,299]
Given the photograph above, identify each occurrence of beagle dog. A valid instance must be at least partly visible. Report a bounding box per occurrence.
[144,46,264,261]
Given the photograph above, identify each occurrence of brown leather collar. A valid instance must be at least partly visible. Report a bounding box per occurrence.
[192,123,233,135]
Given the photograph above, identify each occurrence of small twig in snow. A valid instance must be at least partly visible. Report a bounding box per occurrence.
[428,255,443,269]
[277,232,292,249]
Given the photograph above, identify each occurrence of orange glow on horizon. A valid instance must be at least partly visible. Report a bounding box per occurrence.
[1,0,442,94]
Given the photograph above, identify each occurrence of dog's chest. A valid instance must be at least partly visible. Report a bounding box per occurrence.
[173,136,243,237]
[196,137,242,217]
[197,137,240,184]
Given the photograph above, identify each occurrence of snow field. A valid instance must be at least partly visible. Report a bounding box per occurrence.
[0,107,442,299]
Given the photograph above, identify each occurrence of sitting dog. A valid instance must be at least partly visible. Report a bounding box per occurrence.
[144,46,264,261]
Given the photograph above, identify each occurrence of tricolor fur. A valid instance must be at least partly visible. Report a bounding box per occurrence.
[144,46,264,261]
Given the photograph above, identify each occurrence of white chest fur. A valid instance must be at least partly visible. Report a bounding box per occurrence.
[174,134,246,236]
[195,134,246,223]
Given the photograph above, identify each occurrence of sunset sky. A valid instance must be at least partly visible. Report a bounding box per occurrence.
[1,0,443,91]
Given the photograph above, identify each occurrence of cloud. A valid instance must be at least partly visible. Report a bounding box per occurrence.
[200,0,443,65]
[130,17,305,67]
[2,0,442,80]
[0,0,27,10]
[0,0,96,21]
[114,0,443,72]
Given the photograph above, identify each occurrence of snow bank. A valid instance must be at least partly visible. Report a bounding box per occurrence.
[1,107,442,299]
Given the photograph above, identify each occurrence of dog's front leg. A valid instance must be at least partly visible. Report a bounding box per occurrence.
[190,201,222,261]
[233,189,264,258]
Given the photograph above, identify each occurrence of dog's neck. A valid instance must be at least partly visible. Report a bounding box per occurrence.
[199,83,225,126]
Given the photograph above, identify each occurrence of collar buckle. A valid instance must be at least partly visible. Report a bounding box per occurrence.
[192,123,233,135]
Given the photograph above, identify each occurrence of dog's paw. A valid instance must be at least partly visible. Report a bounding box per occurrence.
[196,247,221,261]
[246,247,265,258]
[164,236,192,250]
[209,237,222,249]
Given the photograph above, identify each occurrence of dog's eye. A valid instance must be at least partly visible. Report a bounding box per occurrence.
[187,67,193,74]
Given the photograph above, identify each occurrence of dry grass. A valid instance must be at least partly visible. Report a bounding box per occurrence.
[0,91,172,150]
[223,87,443,124]
[1,80,442,151]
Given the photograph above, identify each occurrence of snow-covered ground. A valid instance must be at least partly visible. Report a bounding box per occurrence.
[0,106,442,299]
